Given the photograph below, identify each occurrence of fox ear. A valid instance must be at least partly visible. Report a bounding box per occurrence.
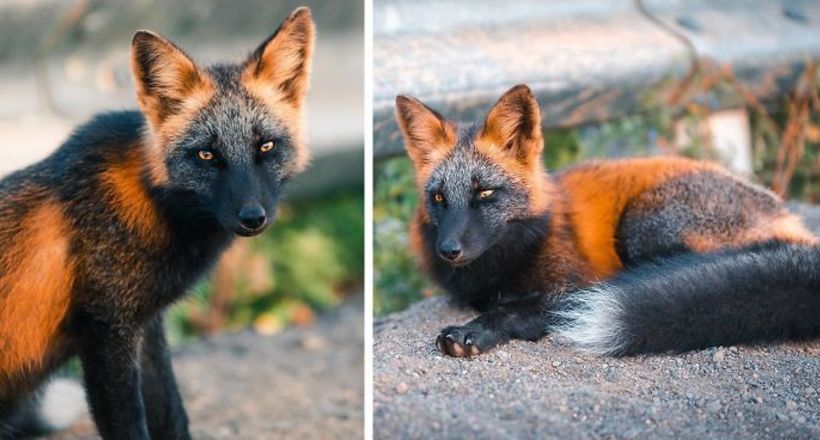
[479,85,543,163]
[243,7,315,107]
[395,95,456,167]
[130,30,211,126]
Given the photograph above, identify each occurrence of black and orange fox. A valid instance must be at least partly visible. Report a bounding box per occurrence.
[396,84,819,359]
[0,7,314,439]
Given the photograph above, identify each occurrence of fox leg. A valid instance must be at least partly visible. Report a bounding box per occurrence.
[78,318,150,440]
[140,315,190,440]
[436,295,550,357]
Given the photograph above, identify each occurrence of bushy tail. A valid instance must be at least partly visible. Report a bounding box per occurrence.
[0,378,86,437]
[553,241,820,356]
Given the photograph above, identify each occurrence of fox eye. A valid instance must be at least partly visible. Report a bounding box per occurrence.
[259,140,275,153]
[433,192,445,204]
[478,189,495,199]
[197,150,215,161]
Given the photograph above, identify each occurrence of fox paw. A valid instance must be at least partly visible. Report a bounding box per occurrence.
[436,324,498,358]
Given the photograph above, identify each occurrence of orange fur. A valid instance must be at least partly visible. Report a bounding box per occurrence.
[242,7,314,174]
[0,200,74,384]
[100,147,167,245]
[130,30,217,185]
[474,86,550,215]
[401,87,816,287]
[555,157,723,277]
[395,95,458,191]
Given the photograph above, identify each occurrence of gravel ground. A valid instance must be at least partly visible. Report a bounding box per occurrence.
[49,296,363,440]
[374,205,820,439]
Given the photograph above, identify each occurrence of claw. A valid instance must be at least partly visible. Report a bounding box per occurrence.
[436,335,447,354]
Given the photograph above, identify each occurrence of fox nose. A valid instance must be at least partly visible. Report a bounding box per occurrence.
[238,205,267,231]
[438,240,463,261]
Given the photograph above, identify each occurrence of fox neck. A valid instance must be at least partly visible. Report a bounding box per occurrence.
[421,211,552,311]
[119,140,234,250]
[418,179,590,310]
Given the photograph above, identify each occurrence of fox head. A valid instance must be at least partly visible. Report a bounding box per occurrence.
[396,85,551,267]
[130,7,314,237]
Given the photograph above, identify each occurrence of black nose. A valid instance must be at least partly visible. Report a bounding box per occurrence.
[438,240,463,261]
[238,205,267,231]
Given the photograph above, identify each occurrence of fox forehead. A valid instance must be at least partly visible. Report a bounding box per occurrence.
[424,125,521,198]
[169,65,295,155]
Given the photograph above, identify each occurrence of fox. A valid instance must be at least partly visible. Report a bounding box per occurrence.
[0,7,314,439]
[395,84,820,359]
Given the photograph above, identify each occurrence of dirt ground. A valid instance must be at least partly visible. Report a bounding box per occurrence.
[49,296,363,440]
[374,205,820,439]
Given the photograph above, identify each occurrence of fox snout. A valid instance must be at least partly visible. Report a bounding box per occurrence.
[436,210,481,266]
[237,204,268,236]
[438,239,463,262]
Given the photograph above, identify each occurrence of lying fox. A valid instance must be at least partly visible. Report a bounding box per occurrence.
[0,8,314,439]
[395,85,819,359]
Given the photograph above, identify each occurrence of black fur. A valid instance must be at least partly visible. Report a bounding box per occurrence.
[0,111,234,439]
[555,241,820,356]
[423,213,550,311]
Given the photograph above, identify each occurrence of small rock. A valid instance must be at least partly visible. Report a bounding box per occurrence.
[786,400,797,410]
[729,346,738,353]
[705,401,722,413]
[300,334,326,351]
[395,382,409,395]
[712,349,726,363]
[776,413,789,422]
[552,361,561,368]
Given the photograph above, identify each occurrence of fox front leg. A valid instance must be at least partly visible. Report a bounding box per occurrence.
[140,315,191,440]
[78,319,151,440]
[436,295,550,357]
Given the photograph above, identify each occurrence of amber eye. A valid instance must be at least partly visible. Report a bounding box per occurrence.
[198,150,214,161]
[433,193,445,203]
[260,141,275,153]
[478,189,495,199]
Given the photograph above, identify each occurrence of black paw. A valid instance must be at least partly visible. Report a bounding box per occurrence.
[436,324,503,358]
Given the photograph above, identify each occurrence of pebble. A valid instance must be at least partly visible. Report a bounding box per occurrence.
[785,400,797,410]
[712,349,726,363]
[300,334,326,351]
[705,401,722,413]
[396,382,409,395]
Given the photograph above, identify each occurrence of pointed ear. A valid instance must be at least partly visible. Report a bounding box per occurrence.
[479,85,543,163]
[243,7,315,107]
[130,30,211,126]
[395,95,456,167]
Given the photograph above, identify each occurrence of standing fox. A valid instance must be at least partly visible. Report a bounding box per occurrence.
[396,85,819,359]
[0,7,314,439]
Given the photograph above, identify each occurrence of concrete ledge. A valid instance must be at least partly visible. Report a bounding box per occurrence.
[374,0,820,158]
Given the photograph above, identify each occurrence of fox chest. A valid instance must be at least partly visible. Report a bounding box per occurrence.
[72,231,233,318]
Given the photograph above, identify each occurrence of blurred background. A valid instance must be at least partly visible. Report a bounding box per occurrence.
[0,0,364,341]
[374,0,820,315]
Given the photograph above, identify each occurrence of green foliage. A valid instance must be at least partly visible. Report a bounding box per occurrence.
[168,191,364,342]
[373,158,438,315]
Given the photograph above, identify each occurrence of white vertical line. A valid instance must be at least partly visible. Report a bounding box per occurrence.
[363,0,375,437]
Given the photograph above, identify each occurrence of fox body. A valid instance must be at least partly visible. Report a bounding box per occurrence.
[396,85,819,359]
[0,8,314,439]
